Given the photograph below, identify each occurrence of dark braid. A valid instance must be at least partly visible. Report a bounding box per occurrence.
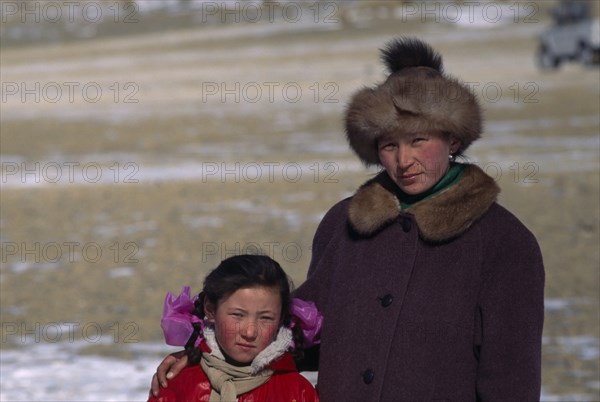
[184,294,207,365]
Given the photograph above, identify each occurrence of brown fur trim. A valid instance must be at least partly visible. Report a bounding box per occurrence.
[345,67,482,166]
[345,86,400,166]
[408,165,499,242]
[347,165,499,242]
[348,177,400,236]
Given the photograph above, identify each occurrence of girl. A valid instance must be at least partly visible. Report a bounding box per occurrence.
[149,254,319,402]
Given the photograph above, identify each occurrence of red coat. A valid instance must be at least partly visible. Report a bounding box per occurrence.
[149,343,319,402]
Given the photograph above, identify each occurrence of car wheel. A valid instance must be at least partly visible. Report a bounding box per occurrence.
[579,44,597,66]
[537,46,558,70]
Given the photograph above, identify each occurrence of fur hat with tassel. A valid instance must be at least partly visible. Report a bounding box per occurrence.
[345,37,482,166]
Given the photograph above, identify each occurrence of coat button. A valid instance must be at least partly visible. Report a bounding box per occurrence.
[362,369,374,384]
[380,294,393,307]
[401,218,412,233]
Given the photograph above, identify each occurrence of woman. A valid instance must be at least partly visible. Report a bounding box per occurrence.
[152,37,544,401]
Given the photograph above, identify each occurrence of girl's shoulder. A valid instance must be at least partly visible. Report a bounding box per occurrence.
[246,371,318,402]
[263,353,319,400]
[148,365,210,401]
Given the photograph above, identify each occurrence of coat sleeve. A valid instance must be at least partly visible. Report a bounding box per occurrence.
[252,368,319,402]
[293,199,348,306]
[292,200,348,372]
[475,207,545,401]
[298,375,320,402]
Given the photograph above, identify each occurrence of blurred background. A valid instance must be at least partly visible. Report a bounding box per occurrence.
[1,0,598,400]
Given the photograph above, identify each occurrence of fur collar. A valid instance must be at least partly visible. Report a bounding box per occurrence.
[203,325,292,375]
[348,164,500,242]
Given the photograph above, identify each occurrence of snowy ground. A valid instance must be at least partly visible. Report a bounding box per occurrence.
[0,340,319,401]
[0,322,597,401]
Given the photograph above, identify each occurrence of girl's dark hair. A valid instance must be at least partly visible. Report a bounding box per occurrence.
[185,254,301,364]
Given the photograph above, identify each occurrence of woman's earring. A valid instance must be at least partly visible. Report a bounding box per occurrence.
[449,154,455,162]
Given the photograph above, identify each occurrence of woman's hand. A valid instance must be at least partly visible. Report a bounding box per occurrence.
[150,351,188,397]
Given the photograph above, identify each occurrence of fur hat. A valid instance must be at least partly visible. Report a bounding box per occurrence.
[345,37,482,166]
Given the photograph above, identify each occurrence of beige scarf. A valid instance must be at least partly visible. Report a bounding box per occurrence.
[200,325,292,402]
[200,353,272,402]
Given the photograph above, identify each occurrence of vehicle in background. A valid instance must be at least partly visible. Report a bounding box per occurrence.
[537,0,600,69]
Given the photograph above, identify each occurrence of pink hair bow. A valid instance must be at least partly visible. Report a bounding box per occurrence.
[160,286,203,347]
[290,298,323,348]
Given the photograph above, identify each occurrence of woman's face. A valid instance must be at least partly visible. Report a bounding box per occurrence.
[378,132,460,195]
[205,286,282,365]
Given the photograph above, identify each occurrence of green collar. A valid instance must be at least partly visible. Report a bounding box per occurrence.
[397,163,465,209]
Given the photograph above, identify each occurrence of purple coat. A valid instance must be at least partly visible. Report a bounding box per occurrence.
[294,164,545,401]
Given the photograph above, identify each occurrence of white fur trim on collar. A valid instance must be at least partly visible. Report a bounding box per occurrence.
[202,325,292,375]
[203,325,226,360]
[251,326,292,374]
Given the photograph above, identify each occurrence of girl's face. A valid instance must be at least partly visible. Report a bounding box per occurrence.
[378,132,460,195]
[205,286,282,365]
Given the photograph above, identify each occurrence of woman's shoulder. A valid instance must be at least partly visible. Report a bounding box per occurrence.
[312,197,352,239]
[481,202,538,239]
[322,196,353,219]
[168,364,208,386]
[477,201,543,265]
